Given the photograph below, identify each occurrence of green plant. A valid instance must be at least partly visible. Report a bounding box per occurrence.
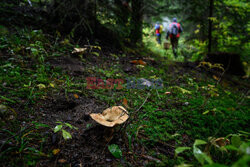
[175,132,250,166]
[108,144,122,158]
[53,122,78,140]
[0,122,50,165]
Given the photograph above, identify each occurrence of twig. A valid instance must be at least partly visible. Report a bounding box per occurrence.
[119,92,151,133]
[135,92,151,113]
[141,154,161,163]
[155,88,160,100]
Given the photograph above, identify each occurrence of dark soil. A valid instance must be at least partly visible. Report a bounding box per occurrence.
[34,94,117,166]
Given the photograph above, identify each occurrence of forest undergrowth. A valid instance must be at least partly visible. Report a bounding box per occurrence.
[0,27,249,166]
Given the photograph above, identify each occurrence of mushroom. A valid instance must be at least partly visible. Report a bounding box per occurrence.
[90,106,129,142]
[90,106,129,127]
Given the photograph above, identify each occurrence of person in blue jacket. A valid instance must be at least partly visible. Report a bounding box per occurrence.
[155,22,163,44]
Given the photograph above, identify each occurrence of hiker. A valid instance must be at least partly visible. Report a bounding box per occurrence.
[155,22,163,44]
[166,18,183,57]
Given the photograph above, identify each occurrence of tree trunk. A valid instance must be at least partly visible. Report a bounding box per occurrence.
[114,0,130,24]
[48,0,96,38]
[208,0,214,53]
[130,0,143,44]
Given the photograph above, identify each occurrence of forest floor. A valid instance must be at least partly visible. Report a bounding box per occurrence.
[0,30,249,166]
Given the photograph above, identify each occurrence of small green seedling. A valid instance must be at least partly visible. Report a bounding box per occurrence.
[53,122,78,140]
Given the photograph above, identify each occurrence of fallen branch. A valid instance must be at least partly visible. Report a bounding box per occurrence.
[141,155,161,163]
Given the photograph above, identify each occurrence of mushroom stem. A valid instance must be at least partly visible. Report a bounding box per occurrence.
[104,127,114,142]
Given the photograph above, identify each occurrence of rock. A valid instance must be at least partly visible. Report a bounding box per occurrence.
[106,158,112,162]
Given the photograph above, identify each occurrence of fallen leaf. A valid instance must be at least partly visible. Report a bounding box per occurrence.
[215,137,230,147]
[52,149,60,155]
[72,48,87,54]
[171,86,192,94]
[130,60,146,66]
[138,60,146,65]
[136,65,145,68]
[213,75,219,81]
[60,39,70,45]
[208,84,215,88]
[242,75,249,79]
[58,159,67,163]
[49,83,55,88]
[74,94,79,99]
[203,110,210,115]
[37,84,46,89]
[122,98,129,108]
[91,52,99,57]
[130,60,138,64]
[41,96,47,100]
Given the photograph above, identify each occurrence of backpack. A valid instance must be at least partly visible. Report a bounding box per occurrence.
[159,25,163,33]
[155,24,160,34]
[170,23,178,36]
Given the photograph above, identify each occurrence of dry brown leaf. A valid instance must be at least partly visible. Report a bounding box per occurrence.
[213,75,220,81]
[208,84,215,88]
[58,159,67,163]
[138,60,146,65]
[52,149,60,155]
[130,60,138,64]
[215,137,230,147]
[130,60,146,65]
[122,98,129,108]
[74,94,79,99]
[72,48,87,54]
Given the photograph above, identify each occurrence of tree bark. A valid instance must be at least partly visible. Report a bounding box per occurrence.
[208,0,214,53]
[114,0,130,24]
[130,0,143,44]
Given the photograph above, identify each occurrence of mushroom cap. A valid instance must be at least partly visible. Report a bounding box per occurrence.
[90,106,129,127]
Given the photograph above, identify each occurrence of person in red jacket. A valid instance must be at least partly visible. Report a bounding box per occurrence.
[155,22,163,44]
[166,18,183,57]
